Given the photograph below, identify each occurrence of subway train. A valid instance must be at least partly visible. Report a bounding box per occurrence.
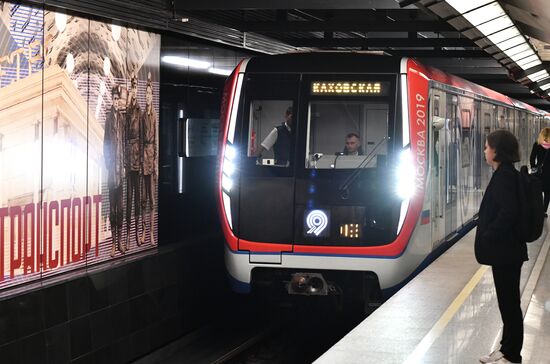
[216,53,549,307]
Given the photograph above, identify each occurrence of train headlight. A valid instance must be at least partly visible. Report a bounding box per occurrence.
[396,148,415,199]
[222,144,237,193]
[225,144,237,160]
[223,159,235,177]
[222,173,233,192]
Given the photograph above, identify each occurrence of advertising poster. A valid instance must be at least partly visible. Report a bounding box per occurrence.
[0,2,160,290]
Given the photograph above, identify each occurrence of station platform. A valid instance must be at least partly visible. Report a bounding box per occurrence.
[315,222,550,363]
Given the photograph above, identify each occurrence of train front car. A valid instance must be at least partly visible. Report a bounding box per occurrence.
[217,54,431,305]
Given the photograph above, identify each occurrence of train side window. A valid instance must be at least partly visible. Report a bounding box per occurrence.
[248,100,294,167]
[507,109,515,131]
[483,111,492,145]
[517,111,526,137]
[460,109,471,168]
[483,113,491,128]
[495,106,506,130]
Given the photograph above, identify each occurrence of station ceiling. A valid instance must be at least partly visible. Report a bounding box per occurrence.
[37,0,550,111]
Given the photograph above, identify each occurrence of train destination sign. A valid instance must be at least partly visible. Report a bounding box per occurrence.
[311,81,385,95]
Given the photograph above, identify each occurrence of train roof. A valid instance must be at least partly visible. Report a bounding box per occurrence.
[420,62,543,114]
[243,52,547,115]
[245,52,402,74]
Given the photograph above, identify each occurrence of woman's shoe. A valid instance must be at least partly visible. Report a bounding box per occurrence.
[480,350,504,363]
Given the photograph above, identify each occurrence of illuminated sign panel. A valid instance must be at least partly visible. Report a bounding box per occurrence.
[311,81,385,95]
[340,224,361,239]
[304,209,330,237]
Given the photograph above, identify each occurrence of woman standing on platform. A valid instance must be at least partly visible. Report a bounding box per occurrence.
[476,130,527,364]
[530,127,550,217]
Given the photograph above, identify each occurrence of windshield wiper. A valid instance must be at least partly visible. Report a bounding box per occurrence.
[338,136,390,199]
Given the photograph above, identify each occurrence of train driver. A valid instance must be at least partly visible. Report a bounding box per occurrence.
[342,132,364,156]
[256,106,293,165]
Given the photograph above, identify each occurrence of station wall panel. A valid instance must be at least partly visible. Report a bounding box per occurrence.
[0,2,160,292]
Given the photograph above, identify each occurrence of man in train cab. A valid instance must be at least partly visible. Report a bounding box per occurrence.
[256,106,293,165]
[342,132,364,156]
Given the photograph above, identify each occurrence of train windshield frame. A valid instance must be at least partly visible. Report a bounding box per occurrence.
[236,71,400,246]
[240,72,397,175]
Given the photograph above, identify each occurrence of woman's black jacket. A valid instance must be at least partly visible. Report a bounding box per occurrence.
[474,163,528,266]
[530,142,550,188]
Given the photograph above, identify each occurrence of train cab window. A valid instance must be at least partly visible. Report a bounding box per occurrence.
[433,95,440,117]
[247,100,294,167]
[306,101,388,169]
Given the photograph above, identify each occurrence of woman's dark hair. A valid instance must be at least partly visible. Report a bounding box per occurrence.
[486,129,520,163]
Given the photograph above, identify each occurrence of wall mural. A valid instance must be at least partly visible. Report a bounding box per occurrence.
[0,2,160,290]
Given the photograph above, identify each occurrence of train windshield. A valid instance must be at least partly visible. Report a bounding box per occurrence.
[244,76,393,171]
[306,101,389,169]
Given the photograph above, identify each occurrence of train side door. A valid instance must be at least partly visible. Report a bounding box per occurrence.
[238,74,300,252]
[480,105,493,191]
[430,91,445,246]
[444,95,459,237]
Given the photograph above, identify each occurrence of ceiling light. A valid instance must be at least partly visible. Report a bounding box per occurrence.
[530,74,550,83]
[529,74,550,82]
[463,3,505,27]
[476,16,513,36]
[487,27,521,45]
[445,0,494,15]
[519,59,542,70]
[531,74,550,83]
[527,70,550,82]
[445,0,546,87]
[495,35,525,51]
[516,54,540,67]
[161,56,211,69]
[508,50,535,62]
[208,67,231,76]
[503,43,532,58]
[540,84,550,91]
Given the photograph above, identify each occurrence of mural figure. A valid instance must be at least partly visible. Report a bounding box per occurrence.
[104,84,126,256]
[141,74,157,245]
[125,74,144,248]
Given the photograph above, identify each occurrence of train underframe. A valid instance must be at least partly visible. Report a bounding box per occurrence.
[250,267,383,315]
